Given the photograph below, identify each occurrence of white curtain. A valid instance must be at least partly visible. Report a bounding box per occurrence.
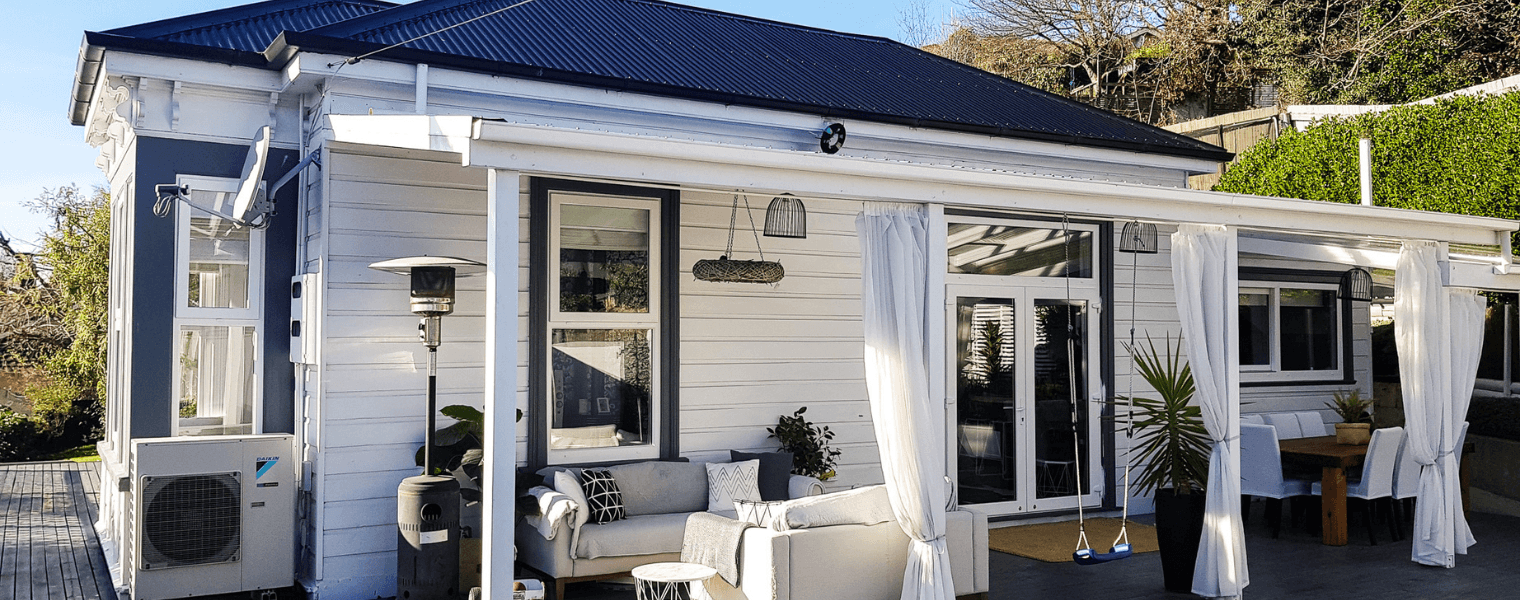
[1171,224,1248,598]
[1395,241,1483,567]
[857,203,954,600]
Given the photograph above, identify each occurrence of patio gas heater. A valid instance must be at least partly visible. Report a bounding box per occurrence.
[369,255,486,600]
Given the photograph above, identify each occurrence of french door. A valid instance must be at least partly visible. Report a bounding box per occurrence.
[948,283,1102,515]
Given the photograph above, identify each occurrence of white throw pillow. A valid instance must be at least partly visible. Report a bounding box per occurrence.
[734,499,786,529]
[706,460,762,513]
[553,470,590,531]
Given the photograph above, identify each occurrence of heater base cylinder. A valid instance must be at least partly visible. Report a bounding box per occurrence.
[398,475,461,600]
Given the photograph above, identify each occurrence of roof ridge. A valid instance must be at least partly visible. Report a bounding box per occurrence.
[108,0,395,39]
[315,0,898,44]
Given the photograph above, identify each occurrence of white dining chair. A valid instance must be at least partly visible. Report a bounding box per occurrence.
[1241,423,1313,538]
[1263,413,1303,440]
[1296,411,1333,437]
[1314,426,1405,545]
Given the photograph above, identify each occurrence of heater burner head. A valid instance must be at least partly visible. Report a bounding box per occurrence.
[368,256,487,316]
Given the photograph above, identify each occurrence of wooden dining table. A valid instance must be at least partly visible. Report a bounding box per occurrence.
[1278,435,1366,546]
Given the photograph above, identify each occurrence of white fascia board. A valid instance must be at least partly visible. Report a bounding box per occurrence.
[463,118,1514,246]
[102,50,282,93]
[287,53,1219,177]
[327,114,473,156]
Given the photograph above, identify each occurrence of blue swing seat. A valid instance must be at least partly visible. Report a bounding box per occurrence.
[1073,543,1133,565]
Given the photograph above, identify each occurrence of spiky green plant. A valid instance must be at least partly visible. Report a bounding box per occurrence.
[1115,335,1211,496]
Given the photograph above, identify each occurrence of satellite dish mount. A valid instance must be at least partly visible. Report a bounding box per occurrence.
[152,126,282,228]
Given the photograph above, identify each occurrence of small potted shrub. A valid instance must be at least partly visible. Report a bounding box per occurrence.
[768,407,842,481]
[1327,390,1373,445]
[1113,335,1211,593]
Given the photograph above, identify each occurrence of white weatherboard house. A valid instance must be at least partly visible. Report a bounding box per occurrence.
[72,0,1520,599]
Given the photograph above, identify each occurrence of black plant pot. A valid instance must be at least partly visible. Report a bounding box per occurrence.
[1154,488,1207,593]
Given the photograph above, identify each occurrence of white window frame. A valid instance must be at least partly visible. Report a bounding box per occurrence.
[174,175,265,321]
[171,175,266,436]
[1239,281,1344,382]
[546,191,662,464]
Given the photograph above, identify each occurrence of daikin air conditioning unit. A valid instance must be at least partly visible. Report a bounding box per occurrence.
[127,434,296,600]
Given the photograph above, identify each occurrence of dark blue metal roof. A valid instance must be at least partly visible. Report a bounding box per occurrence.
[89,0,1229,160]
[107,0,396,53]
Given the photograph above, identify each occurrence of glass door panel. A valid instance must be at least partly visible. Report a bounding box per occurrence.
[1032,300,1090,501]
[954,296,1019,507]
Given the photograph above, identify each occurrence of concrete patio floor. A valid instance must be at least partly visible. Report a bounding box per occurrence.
[564,505,1520,600]
[10,460,1520,600]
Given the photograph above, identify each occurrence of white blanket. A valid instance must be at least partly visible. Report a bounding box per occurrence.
[523,486,577,540]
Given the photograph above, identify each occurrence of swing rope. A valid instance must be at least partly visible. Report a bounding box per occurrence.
[1063,214,1093,557]
[1069,217,1140,565]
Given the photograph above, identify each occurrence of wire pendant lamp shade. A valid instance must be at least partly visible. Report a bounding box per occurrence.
[763,194,807,238]
[694,194,785,284]
[1340,267,1374,301]
[1118,221,1159,254]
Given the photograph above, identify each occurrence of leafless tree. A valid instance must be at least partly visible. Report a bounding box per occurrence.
[960,0,1152,104]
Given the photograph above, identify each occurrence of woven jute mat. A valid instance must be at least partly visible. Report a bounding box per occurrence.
[988,517,1159,563]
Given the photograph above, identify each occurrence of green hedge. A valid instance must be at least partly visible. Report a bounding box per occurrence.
[1215,92,1520,234]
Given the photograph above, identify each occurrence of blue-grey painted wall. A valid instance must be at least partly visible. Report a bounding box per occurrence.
[129,136,298,438]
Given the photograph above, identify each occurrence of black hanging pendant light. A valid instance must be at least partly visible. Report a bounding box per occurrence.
[764,193,807,239]
[1340,267,1374,302]
[1118,221,1159,254]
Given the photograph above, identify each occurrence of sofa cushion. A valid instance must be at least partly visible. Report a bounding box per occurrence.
[552,470,591,532]
[581,469,626,524]
[575,512,690,559]
[605,461,707,516]
[707,460,762,513]
[731,450,794,501]
[773,484,894,531]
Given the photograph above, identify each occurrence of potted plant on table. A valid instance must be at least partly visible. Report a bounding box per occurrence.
[1114,335,1211,593]
[1327,390,1374,445]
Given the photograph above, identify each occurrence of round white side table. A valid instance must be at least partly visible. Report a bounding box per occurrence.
[631,562,718,600]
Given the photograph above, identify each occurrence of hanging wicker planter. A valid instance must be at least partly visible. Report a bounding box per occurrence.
[693,257,784,283]
[694,194,785,284]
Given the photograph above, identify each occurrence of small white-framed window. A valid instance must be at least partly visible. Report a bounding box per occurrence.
[1239,282,1342,382]
[947,216,1098,282]
[546,191,661,464]
[172,175,265,436]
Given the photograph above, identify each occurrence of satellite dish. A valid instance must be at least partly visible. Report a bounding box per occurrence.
[230,126,273,225]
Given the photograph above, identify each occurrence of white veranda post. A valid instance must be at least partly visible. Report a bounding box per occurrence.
[1395,241,1483,567]
[1170,224,1247,598]
[484,169,522,598]
[856,202,955,600]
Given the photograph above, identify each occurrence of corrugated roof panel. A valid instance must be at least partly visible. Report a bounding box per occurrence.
[97,0,1226,159]
[109,0,395,53]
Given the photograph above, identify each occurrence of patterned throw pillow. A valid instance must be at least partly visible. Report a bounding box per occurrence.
[580,469,626,524]
[706,460,762,513]
[733,499,787,529]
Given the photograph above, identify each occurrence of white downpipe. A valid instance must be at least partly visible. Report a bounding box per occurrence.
[1359,137,1373,206]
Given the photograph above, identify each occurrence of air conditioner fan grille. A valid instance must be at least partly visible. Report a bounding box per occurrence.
[140,472,241,569]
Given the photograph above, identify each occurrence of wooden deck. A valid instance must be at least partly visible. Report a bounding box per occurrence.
[0,461,114,600]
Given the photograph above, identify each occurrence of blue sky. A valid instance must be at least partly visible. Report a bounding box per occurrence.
[0,0,958,251]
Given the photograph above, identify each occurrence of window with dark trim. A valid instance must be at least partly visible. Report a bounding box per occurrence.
[529,179,679,467]
[1238,268,1355,387]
